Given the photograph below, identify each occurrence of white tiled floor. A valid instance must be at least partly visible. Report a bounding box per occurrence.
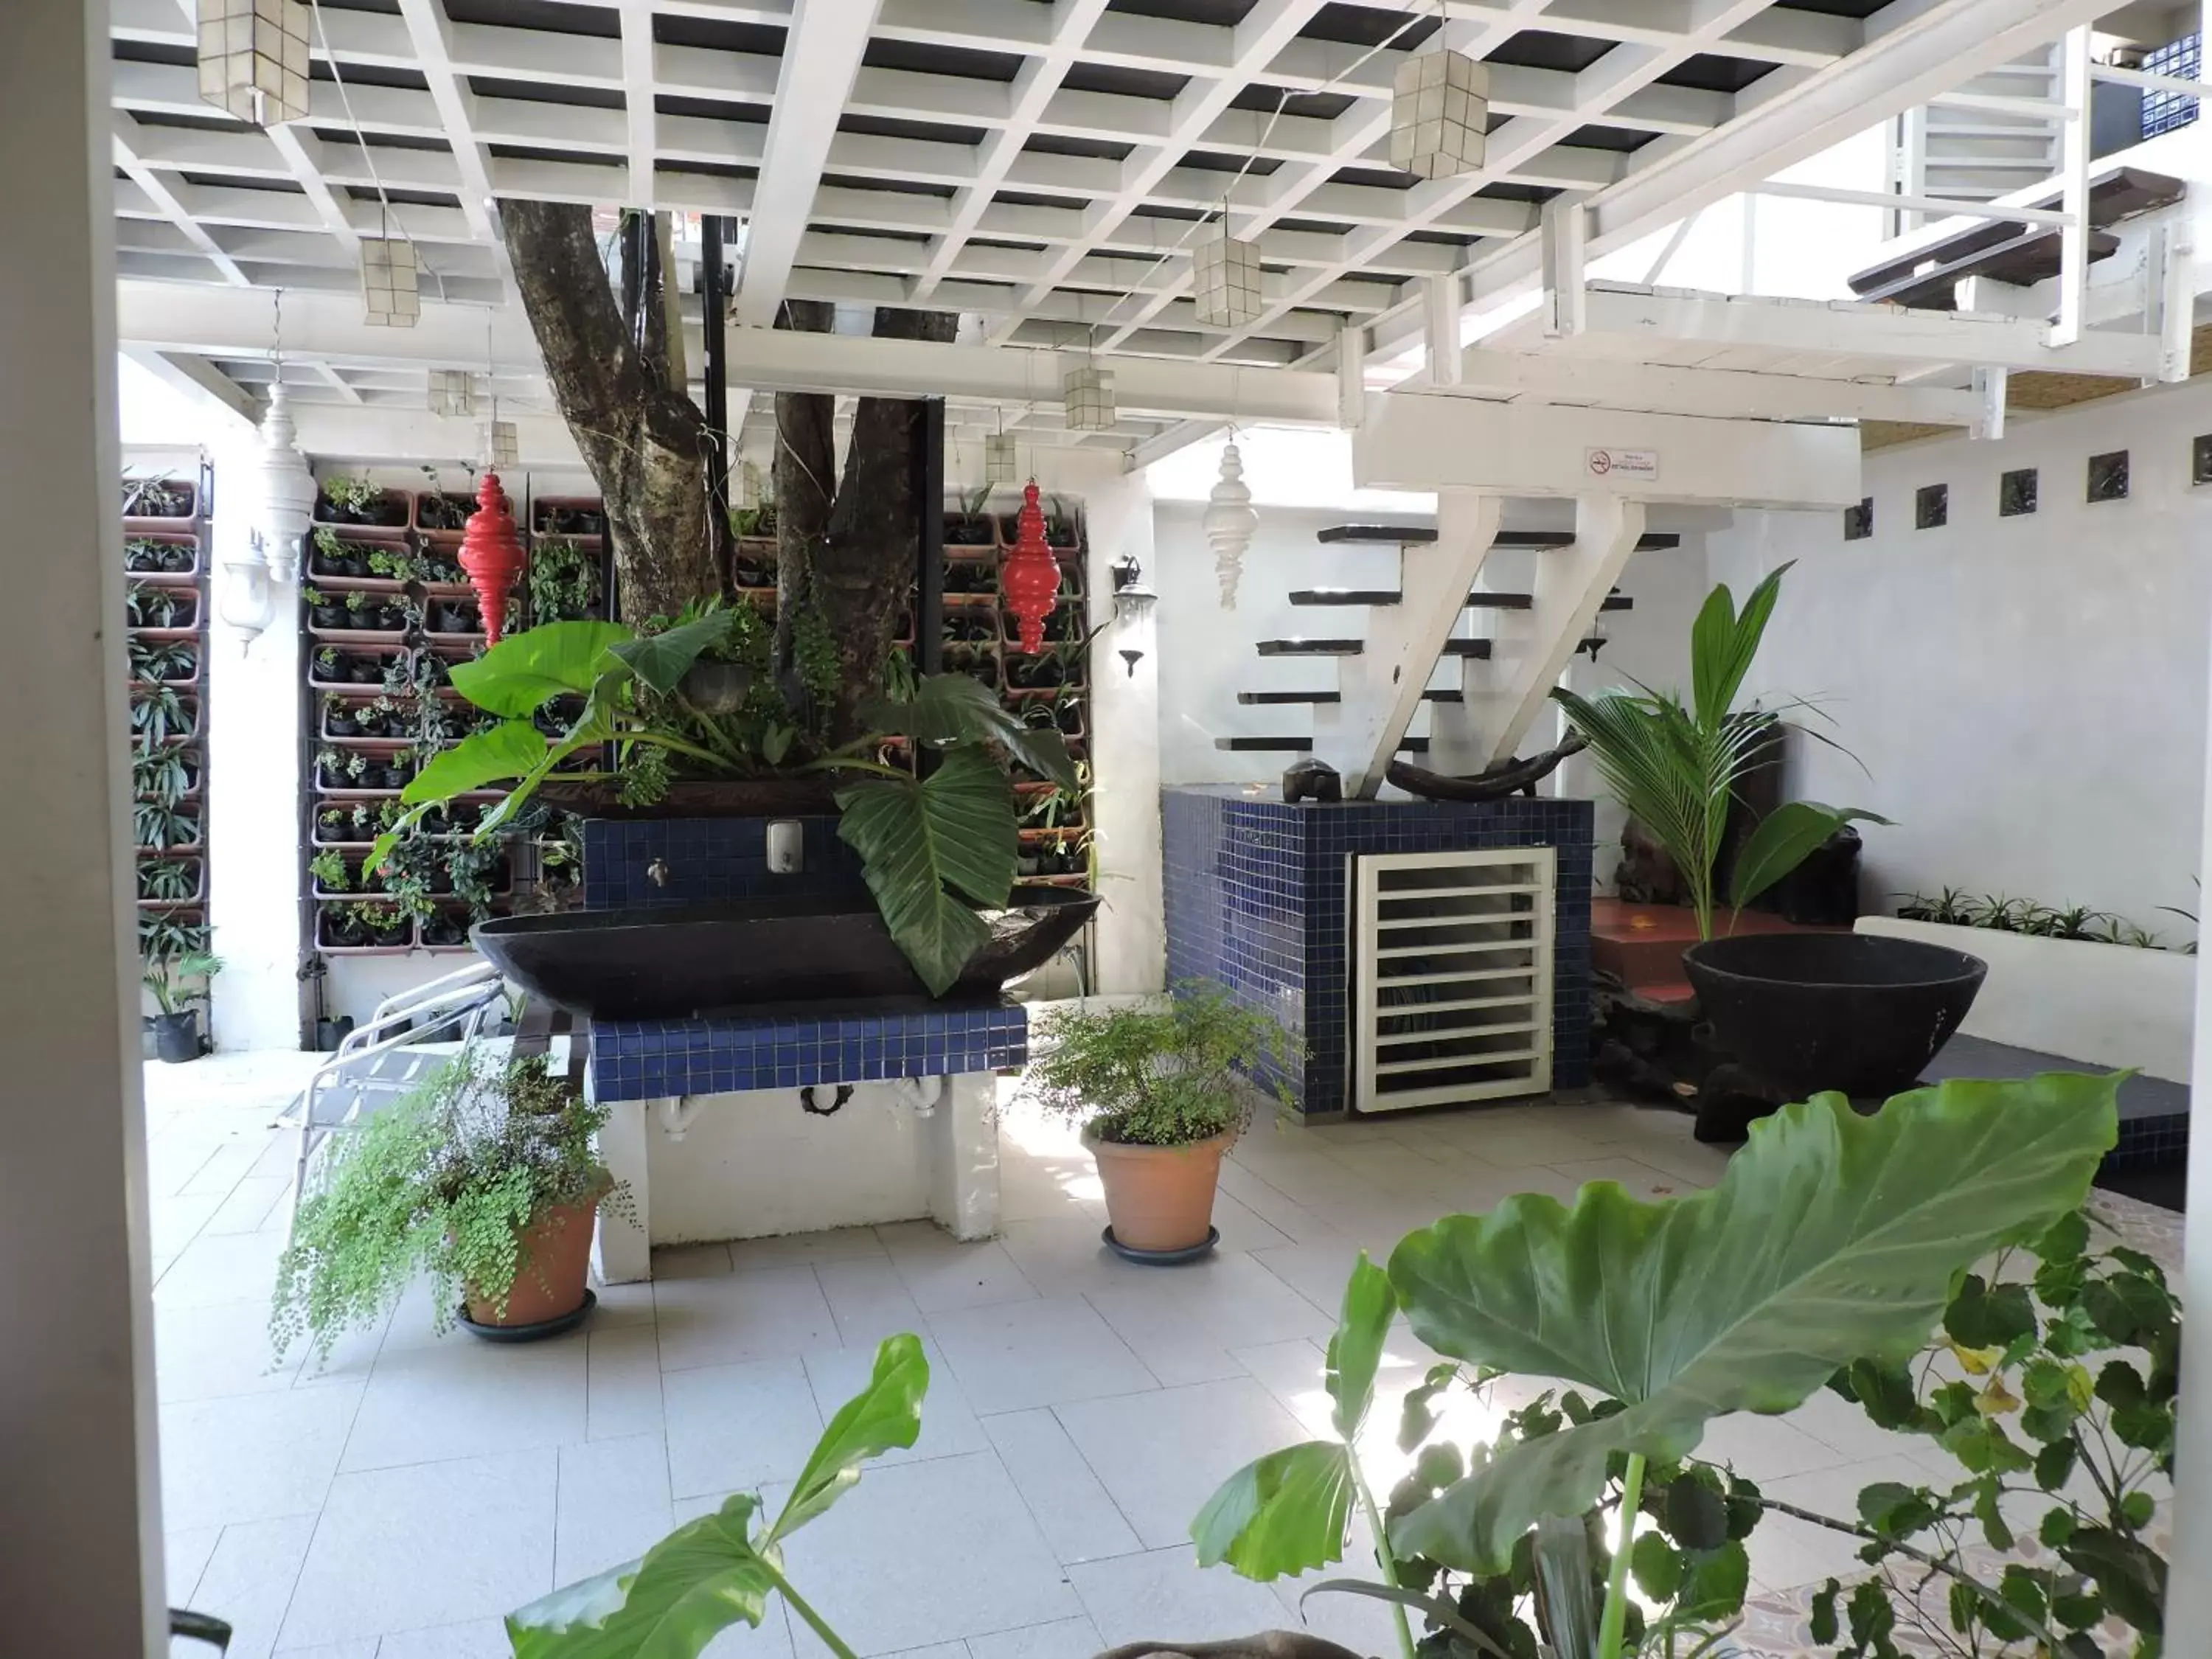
[146,1053,2166,1659]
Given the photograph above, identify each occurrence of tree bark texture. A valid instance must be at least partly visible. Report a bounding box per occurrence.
[499,199,717,623]
[774,304,958,741]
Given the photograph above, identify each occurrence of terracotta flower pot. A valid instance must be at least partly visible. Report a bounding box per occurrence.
[462,1188,604,1328]
[1082,1127,1234,1253]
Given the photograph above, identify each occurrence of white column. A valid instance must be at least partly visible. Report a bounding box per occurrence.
[1082,467,1165,995]
[208,445,307,1051]
[0,0,167,1649]
[2163,577,2212,1632]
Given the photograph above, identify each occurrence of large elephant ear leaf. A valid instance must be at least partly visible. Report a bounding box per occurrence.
[1387,1073,2118,1573]
[860,674,1079,792]
[1192,1440,1354,1581]
[835,747,1018,995]
[768,1335,929,1544]
[449,620,632,715]
[506,1492,773,1659]
[1326,1252,1396,1442]
[608,611,737,696]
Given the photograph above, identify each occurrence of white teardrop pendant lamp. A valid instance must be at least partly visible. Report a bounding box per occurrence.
[251,380,316,584]
[1204,437,1257,610]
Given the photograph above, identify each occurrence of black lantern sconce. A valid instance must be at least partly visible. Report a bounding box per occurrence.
[1108,553,1158,676]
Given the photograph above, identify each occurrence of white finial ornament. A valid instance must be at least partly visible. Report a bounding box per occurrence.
[1204,439,1257,609]
[251,382,316,584]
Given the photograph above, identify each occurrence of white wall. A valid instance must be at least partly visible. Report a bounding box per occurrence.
[1705,378,2212,935]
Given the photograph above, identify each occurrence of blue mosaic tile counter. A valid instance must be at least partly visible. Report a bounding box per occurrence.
[592,1002,1028,1102]
[578,814,1024,1102]
[1163,785,1593,1114]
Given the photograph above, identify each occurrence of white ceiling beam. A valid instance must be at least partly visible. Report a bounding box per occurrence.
[1416,346,1986,423]
[720,325,1339,425]
[122,349,261,428]
[392,0,507,285]
[113,116,251,288]
[1562,283,2165,377]
[735,0,889,327]
[620,1,656,206]
[116,279,549,372]
[1210,0,1781,365]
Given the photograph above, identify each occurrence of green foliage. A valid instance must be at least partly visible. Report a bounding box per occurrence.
[1023,981,1300,1147]
[320,474,380,515]
[528,534,602,624]
[1551,566,1885,940]
[143,950,221,1017]
[269,1046,625,1362]
[1386,1074,2117,1579]
[308,848,351,892]
[1814,1208,2177,1657]
[507,1334,926,1659]
[1893,888,2189,955]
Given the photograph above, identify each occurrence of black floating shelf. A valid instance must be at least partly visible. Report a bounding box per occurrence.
[1287,588,1400,606]
[1238,689,1340,704]
[1256,639,1363,656]
[1464,591,1533,609]
[1214,736,1430,753]
[1317,525,1680,551]
[1423,689,1464,703]
[1440,639,1493,659]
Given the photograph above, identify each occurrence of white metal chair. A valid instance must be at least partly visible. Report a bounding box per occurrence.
[287,961,508,1221]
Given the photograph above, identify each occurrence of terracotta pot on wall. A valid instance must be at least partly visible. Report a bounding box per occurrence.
[1083,1128,1234,1253]
[462,1187,604,1329]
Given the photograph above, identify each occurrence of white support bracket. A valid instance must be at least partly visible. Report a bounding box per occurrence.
[1424,276,1464,388]
[1312,491,1502,799]
[1541,198,1587,338]
[1972,366,2007,441]
[1481,494,1649,766]
[2049,25,2093,349]
[1336,321,1366,429]
[2151,222,2196,385]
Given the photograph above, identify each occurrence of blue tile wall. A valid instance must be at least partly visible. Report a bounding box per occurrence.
[591,1002,1028,1102]
[582,815,866,909]
[1164,785,1594,1116]
[2107,1112,2189,1172]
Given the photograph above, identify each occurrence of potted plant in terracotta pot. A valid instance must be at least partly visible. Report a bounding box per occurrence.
[271,1044,632,1360]
[1022,981,1299,1260]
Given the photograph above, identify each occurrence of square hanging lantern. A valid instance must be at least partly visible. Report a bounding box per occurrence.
[429,370,475,417]
[361,238,421,327]
[197,0,312,128]
[1193,226,1265,328]
[1390,47,1489,179]
[480,419,520,470]
[1062,362,1116,433]
[984,434,1018,484]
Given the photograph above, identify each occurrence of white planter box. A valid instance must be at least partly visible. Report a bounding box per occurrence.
[1856,917,2196,1083]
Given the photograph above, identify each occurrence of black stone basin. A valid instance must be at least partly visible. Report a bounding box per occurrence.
[473,888,1099,1020]
[1682,932,1988,1100]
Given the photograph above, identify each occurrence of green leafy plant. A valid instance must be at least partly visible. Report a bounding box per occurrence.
[1191,1073,2121,1659]
[1807,1209,2175,1658]
[1020,981,1300,1147]
[308,848,352,892]
[319,473,381,516]
[507,1333,926,1659]
[527,534,602,624]
[271,1046,627,1361]
[129,638,198,684]
[144,950,221,1017]
[131,684,192,746]
[134,799,201,850]
[134,745,195,805]
[126,582,184,629]
[372,616,1077,994]
[1552,566,1886,941]
[139,857,200,902]
[366,543,431,584]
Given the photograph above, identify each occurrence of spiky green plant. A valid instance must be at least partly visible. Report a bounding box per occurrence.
[1551,564,1885,941]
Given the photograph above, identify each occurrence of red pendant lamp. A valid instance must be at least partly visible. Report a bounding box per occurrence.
[1001,479,1060,655]
[458,470,526,644]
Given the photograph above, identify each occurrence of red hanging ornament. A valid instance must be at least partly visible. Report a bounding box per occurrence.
[1001,479,1060,655]
[457,469,526,644]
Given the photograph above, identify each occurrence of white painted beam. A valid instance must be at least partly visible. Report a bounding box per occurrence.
[1427,349,1983,425]
[1312,492,1503,798]
[1568,284,2166,378]
[734,0,886,326]
[2051,25,2092,348]
[1353,390,1862,510]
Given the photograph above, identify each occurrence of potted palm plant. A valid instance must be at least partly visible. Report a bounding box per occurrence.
[143,950,220,1063]
[1021,981,1299,1259]
[271,1044,630,1358]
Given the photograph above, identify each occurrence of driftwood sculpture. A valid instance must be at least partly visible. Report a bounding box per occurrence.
[1385,732,1587,802]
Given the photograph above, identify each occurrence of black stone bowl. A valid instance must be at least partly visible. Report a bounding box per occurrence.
[473,887,1099,1020]
[1682,931,1988,1101]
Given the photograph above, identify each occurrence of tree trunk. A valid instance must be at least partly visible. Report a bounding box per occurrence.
[499,199,717,622]
[773,305,956,742]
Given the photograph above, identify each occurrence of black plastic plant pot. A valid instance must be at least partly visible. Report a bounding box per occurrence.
[1681,932,1988,1101]
[153,1011,201,1064]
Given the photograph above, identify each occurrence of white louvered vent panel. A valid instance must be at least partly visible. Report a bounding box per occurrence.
[1349,848,1555,1113]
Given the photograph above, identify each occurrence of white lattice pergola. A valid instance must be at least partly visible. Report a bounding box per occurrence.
[108,0,2150,457]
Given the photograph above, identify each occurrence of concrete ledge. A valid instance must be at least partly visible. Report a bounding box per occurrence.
[1856,916,2196,1084]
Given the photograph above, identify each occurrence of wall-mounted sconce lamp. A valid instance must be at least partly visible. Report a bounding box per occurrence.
[1108,554,1158,676]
